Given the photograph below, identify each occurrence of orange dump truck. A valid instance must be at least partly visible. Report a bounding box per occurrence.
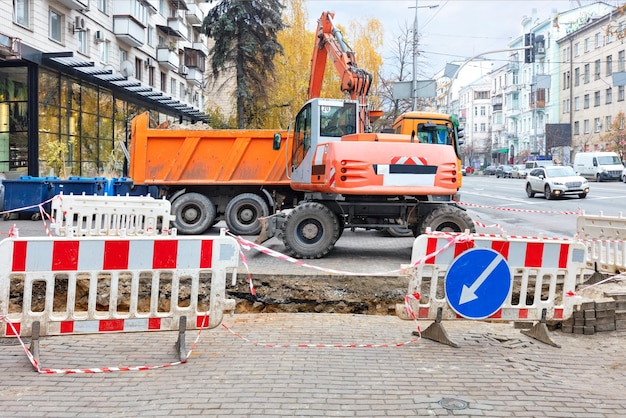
[129,111,303,235]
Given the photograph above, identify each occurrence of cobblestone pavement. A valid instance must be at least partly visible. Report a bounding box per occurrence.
[2,221,626,416]
[1,314,626,417]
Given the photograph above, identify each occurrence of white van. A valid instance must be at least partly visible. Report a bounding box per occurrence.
[525,160,554,170]
[573,151,623,181]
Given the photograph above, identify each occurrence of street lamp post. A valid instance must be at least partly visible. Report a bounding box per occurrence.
[411,1,438,111]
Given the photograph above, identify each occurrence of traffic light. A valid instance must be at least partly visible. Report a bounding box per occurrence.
[524,33,535,64]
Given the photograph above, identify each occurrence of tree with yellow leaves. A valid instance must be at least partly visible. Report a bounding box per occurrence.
[602,111,626,160]
[262,2,384,129]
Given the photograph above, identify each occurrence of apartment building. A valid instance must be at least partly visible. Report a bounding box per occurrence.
[558,6,626,157]
[458,76,493,168]
[436,2,617,167]
[0,0,211,178]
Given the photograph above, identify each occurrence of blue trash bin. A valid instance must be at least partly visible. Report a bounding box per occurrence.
[50,176,108,197]
[110,177,158,197]
[2,176,57,220]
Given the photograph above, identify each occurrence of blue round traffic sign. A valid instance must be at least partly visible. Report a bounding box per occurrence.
[445,248,512,320]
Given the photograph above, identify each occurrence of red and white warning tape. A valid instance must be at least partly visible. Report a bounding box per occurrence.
[0,314,211,374]
[460,201,583,216]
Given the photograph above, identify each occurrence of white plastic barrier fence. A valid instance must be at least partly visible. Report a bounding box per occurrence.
[576,212,626,274]
[50,194,174,237]
[0,231,238,340]
[402,232,586,346]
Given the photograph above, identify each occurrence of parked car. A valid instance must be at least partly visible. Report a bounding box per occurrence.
[622,166,626,182]
[483,165,497,175]
[511,164,527,179]
[495,164,513,178]
[525,165,590,199]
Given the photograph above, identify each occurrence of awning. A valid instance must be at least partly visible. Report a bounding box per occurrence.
[41,52,209,123]
[495,148,509,153]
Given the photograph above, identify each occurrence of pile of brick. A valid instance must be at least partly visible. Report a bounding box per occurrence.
[560,292,626,334]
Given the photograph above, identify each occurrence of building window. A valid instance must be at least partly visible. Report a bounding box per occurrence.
[574,121,580,135]
[595,117,601,133]
[584,119,590,134]
[473,123,477,132]
[619,50,625,72]
[97,0,107,14]
[180,82,185,99]
[147,26,155,47]
[606,88,613,104]
[99,41,109,64]
[135,58,142,81]
[574,96,580,111]
[620,85,625,102]
[584,64,590,83]
[594,91,600,107]
[77,30,88,55]
[584,94,589,109]
[595,33,602,48]
[574,42,580,56]
[13,0,30,27]
[480,123,486,132]
[149,66,155,87]
[49,9,63,43]
[594,59,601,80]
[584,38,590,52]
[160,71,166,92]
[606,116,612,131]
[480,106,486,116]
[170,78,176,97]
[574,67,580,86]
[607,55,613,76]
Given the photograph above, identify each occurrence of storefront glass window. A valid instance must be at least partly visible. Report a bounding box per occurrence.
[0,66,29,174]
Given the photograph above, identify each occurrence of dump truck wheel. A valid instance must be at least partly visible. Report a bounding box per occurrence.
[282,202,340,259]
[419,205,475,235]
[171,192,215,235]
[225,193,269,235]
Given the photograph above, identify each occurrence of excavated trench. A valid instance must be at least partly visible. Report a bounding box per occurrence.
[231,273,409,315]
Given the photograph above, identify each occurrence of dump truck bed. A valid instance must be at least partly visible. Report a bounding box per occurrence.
[129,112,290,186]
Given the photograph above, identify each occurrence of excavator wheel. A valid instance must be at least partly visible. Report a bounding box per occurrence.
[418,205,475,235]
[384,225,413,238]
[171,192,216,235]
[282,202,340,259]
[225,193,269,235]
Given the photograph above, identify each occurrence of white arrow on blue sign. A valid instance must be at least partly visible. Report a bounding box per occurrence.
[445,248,512,320]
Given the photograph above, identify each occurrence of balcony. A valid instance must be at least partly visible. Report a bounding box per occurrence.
[57,0,89,10]
[186,3,204,25]
[191,41,208,57]
[186,67,203,86]
[113,16,145,47]
[156,47,180,72]
[158,16,188,39]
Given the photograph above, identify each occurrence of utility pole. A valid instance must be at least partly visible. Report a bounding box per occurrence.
[411,1,439,111]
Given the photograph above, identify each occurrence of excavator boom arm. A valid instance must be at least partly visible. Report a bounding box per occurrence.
[308,12,373,102]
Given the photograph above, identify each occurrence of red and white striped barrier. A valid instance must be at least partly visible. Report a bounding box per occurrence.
[0,231,239,338]
[399,231,586,346]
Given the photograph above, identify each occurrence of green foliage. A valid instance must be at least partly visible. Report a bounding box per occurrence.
[41,137,76,178]
[202,0,286,128]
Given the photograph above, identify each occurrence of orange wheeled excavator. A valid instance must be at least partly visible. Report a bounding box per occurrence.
[257,11,474,258]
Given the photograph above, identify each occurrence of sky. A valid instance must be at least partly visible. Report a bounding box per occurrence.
[305,0,623,77]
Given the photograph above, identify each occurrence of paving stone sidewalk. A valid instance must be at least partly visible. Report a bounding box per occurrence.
[1,313,626,417]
